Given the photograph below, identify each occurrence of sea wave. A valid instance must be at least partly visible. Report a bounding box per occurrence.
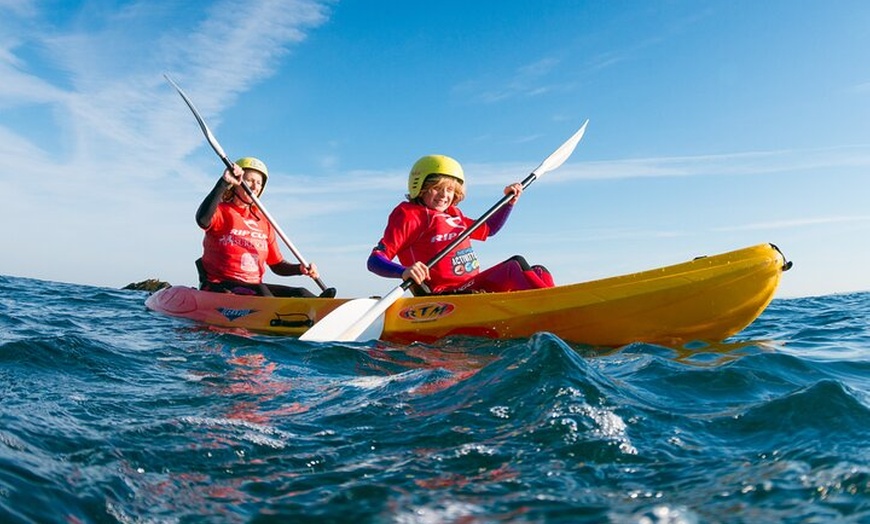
[0,275,868,522]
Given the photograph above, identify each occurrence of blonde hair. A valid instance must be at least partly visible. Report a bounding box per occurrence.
[410,174,465,205]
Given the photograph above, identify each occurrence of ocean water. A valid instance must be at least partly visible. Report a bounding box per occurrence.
[1,275,868,523]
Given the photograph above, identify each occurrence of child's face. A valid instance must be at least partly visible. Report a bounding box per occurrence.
[420,180,457,212]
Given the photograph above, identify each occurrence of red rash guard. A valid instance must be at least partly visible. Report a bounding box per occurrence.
[201,202,282,284]
[372,201,490,294]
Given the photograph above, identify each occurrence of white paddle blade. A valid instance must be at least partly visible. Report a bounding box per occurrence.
[531,119,589,177]
[299,298,379,341]
[351,313,385,343]
[299,285,407,342]
[336,286,406,341]
[165,74,230,159]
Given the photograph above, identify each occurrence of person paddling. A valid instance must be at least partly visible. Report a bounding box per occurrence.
[367,154,554,295]
[195,157,329,297]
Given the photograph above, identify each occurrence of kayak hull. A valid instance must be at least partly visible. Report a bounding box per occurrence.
[145,243,789,347]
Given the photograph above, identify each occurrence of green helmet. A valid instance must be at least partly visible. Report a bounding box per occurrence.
[408,154,464,199]
[235,157,268,191]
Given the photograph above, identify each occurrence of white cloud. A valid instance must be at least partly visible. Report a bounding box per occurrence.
[0,0,35,16]
[542,145,870,183]
[847,81,870,94]
[0,0,332,189]
[288,143,870,204]
[715,216,870,232]
[0,0,334,287]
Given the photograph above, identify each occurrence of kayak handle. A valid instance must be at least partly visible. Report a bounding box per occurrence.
[270,314,314,328]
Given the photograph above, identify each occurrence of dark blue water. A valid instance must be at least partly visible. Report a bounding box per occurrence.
[1,274,868,523]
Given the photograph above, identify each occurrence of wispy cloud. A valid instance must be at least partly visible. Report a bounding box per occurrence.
[0,0,330,198]
[715,215,870,232]
[0,0,35,17]
[0,0,338,287]
[168,0,328,107]
[542,145,870,183]
[454,56,570,104]
[302,144,870,210]
[452,5,716,106]
[848,81,870,94]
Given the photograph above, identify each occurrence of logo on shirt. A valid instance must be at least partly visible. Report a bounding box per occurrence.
[451,247,478,276]
[240,253,259,273]
[444,216,464,228]
[430,214,465,243]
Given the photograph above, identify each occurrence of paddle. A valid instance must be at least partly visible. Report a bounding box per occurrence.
[300,119,590,342]
[164,74,331,293]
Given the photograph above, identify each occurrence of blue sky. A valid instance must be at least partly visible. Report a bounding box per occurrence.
[1,0,868,299]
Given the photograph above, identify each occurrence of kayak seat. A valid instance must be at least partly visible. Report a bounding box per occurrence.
[195,257,323,298]
[195,257,207,286]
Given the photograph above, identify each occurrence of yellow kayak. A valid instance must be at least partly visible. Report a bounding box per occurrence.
[145,243,790,346]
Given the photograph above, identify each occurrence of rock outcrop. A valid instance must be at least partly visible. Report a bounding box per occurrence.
[123,279,171,292]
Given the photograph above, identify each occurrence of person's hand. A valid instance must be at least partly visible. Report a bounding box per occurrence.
[504,182,523,204]
[222,163,245,187]
[302,263,320,280]
[402,262,430,285]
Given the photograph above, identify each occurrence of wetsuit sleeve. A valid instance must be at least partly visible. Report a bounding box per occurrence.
[196,178,230,229]
[367,203,421,279]
[270,260,304,276]
[367,248,405,279]
[484,204,513,236]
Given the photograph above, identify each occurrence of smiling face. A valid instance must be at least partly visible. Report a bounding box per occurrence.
[231,169,266,204]
[419,175,464,211]
[241,170,265,197]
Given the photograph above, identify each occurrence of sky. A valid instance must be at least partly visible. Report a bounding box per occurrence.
[1,0,869,299]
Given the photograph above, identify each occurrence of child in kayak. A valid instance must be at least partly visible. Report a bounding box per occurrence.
[367,154,555,295]
[195,157,327,297]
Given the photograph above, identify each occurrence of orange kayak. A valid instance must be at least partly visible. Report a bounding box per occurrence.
[145,243,790,347]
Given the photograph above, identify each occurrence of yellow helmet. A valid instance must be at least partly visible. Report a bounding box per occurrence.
[408,154,464,199]
[235,157,268,190]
